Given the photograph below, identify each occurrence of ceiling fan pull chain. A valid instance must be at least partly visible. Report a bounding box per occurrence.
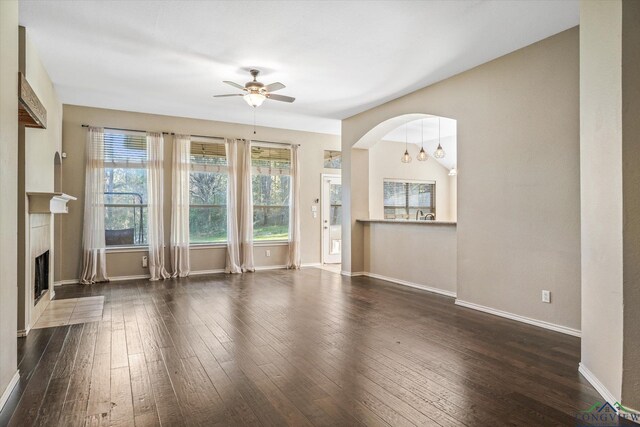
[253,108,257,135]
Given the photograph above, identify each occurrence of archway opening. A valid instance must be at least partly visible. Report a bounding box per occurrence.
[352,113,457,222]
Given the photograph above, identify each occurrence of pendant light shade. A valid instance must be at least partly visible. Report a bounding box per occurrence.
[448,168,457,176]
[401,149,412,163]
[400,122,412,163]
[417,119,428,161]
[243,93,266,107]
[433,118,446,159]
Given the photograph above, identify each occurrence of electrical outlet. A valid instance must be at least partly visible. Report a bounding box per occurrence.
[142,256,148,268]
[265,250,271,257]
[542,290,551,303]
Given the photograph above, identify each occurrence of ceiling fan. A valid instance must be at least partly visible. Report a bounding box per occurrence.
[214,69,295,107]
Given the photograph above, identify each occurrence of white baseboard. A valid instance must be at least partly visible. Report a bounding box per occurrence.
[578,363,618,405]
[577,363,640,423]
[341,271,365,277]
[0,370,20,412]
[301,263,322,268]
[364,272,457,298]
[255,265,287,271]
[54,279,79,286]
[54,263,323,284]
[17,326,31,338]
[455,299,581,337]
[189,269,225,276]
[110,274,151,282]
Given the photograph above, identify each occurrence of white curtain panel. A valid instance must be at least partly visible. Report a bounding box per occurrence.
[225,139,242,273]
[147,132,170,281]
[287,144,301,269]
[170,134,191,277]
[240,140,255,272]
[80,127,110,284]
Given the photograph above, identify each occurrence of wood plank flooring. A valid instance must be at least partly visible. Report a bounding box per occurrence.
[0,268,632,426]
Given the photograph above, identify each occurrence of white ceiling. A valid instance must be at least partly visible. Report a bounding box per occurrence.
[19,0,578,135]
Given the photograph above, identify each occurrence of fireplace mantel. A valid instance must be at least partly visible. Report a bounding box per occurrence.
[27,192,77,214]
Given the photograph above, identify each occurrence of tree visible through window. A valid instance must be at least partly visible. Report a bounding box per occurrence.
[383,180,435,220]
[189,140,227,243]
[103,131,148,246]
[251,145,291,241]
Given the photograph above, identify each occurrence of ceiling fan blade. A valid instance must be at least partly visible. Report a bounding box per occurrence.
[267,93,295,103]
[223,81,246,91]
[213,94,243,97]
[264,82,285,92]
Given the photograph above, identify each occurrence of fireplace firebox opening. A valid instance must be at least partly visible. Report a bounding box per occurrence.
[34,250,49,304]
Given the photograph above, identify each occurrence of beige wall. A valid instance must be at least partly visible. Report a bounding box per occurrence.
[621,0,640,408]
[581,0,640,409]
[580,0,624,403]
[343,28,581,331]
[0,0,19,404]
[17,28,63,331]
[58,105,340,281]
[364,223,457,295]
[368,140,454,221]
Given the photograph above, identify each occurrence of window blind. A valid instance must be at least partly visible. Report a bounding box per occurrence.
[103,130,147,167]
[190,140,227,172]
[251,145,291,175]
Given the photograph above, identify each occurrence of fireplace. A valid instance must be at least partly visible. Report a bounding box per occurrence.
[34,250,49,304]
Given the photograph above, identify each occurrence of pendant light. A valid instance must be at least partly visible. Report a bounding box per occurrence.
[433,117,446,159]
[401,122,412,163]
[448,167,457,176]
[417,119,428,161]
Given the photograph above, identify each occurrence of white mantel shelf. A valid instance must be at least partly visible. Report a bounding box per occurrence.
[357,219,457,226]
[27,192,77,214]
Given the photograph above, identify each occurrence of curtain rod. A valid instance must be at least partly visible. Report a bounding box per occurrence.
[81,125,299,146]
[81,124,170,135]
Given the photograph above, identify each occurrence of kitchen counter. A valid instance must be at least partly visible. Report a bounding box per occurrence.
[357,219,456,226]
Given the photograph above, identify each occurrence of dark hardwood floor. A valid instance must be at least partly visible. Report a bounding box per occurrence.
[0,268,631,426]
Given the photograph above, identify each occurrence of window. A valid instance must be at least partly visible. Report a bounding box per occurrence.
[383,179,435,220]
[189,139,228,243]
[103,131,148,246]
[251,145,291,241]
[323,150,341,169]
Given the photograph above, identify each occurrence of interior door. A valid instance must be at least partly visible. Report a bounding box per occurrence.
[322,175,342,264]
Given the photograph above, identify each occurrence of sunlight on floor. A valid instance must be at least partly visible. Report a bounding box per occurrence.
[32,296,105,329]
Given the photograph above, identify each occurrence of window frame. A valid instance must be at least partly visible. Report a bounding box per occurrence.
[383,178,436,220]
[251,142,292,243]
[103,129,149,248]
[188,137,229,245]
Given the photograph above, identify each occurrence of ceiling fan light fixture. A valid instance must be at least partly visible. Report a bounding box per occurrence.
[243,93,266,107]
